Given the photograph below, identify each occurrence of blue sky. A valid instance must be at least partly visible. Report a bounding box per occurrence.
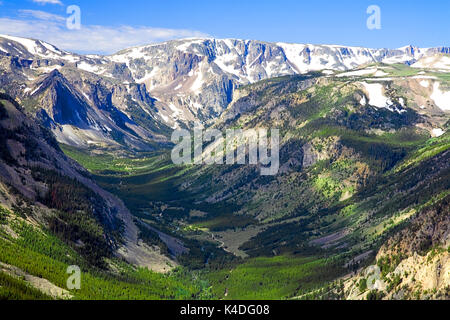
[0,0,448,54]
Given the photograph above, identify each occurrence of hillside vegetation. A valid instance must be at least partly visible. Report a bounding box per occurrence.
[57,70,449,299]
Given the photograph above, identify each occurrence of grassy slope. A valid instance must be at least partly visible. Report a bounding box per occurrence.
[0,205,211,300]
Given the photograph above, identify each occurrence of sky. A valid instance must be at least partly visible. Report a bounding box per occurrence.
[0,0,448,54]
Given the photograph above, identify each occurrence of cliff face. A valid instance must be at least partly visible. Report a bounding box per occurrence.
[343,195,449,300]
[378,195,449,299]
[381,195,449,257]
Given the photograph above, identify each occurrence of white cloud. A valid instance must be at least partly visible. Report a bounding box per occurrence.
[0,13,208,54]
[32,0,63,5]
[18,10,65,22]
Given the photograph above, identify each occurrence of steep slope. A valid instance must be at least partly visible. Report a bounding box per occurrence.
[25,69,169,150]
[341,194,449,300]
[0,35,170,151]
[0,93,180,287]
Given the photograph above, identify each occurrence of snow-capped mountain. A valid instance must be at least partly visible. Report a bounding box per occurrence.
[0,35,171,150]
[0,34,449,149]
[107,39,449,83]
[99,39,450,127]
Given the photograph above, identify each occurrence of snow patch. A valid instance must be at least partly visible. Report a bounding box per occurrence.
[168,103,182,118]
[192,102,203,110]
[338,68,379,77]
[34,65,62,74]
[0,34,41,55]
[360,82,393,110]
[77,62,99,74]
[364,77,393,82]
[430,82,450,111]
[360,95,367,106]
[176,39,205,53]
[374,70,388,77]
[413,55,450,70]
[159,112,169,123]
[190,64,205,94]
[30,83,44,96]
[419,80,430,88]
[432,128,444,137]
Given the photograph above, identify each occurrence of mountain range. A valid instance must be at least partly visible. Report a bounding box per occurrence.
[1,34,449,149]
